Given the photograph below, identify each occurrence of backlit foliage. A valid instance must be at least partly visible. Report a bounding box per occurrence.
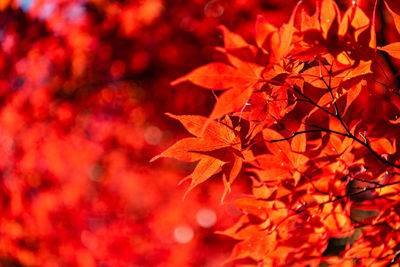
[154,0,400,265]
[0,0,293,265]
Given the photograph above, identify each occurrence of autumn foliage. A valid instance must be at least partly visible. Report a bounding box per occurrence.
[4,0,400,266]
[0,0,262,266]
[153,0,400,266]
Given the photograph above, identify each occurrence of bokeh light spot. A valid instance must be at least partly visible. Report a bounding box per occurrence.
[144,125,162,145]
[173,225,194,244]
[204,0,224,18]
[196,208,217,228]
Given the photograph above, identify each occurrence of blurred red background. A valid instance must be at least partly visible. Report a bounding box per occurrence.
[0,0,399,266]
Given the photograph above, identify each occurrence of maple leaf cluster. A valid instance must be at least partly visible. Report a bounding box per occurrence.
[2,0,351,266]
[0,0,285,266]
[3,0,400,266]
[154,0,400,265]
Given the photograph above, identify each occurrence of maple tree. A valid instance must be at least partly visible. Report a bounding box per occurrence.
[0,0,268,266]
[154,0,400,265]
[4,0,400,266]
[2,0,332,266]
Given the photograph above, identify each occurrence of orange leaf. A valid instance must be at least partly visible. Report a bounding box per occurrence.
[152,114,242,198]
[183,156,225,199]
[390,117,400,124]
[316,91,334,110]
[384,1,400,35]
[263,128,291,156]
[343,60,372,80]
[350,6,370,42]
[208,85,253,122]
[338,8,350,37]
[291,124,306,153]
[255,15,277,54]
[339,6,369,41]
[152,114,240,161]
[164,113,235,144]
[192,51,264,131]
[343,80,363,116]
[272,1,301,61]
[165,113,238,143]
[227,153,243,184]
[218,25,257,56]
[221,153,244,202]
[370,0,378,49]
[164,113,208,137]
[320,0,340,39]
[370,138,396,155]
[150,137,223,162]
[171,62,258,90]
[215,47,264,76]
[301,8,320,32]
[378,42,400,59]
